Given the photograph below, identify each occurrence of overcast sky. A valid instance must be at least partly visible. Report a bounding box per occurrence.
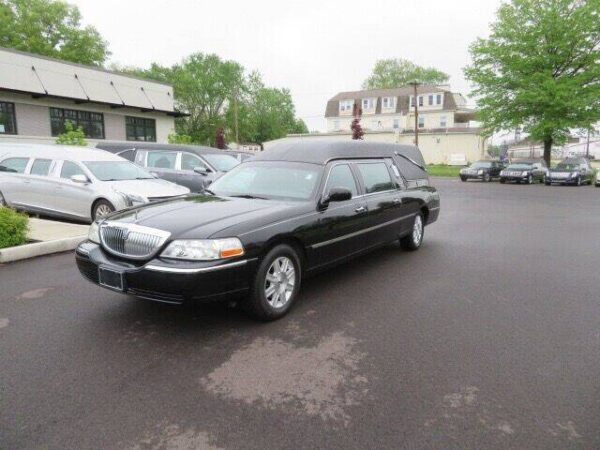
[70,0,502,132]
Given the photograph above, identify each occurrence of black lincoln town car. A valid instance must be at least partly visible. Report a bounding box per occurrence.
[76,141,440,320]
[459,160,505,182]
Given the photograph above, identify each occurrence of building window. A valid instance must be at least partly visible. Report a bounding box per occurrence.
[362,98,375,110]
[440,115,447,127]
[50,108,104,139]
[418,116,425,128]
[339,100,353,113]
[382,97,396,109]
[436,94,442,105]
[418,96,423,107]
[393,119,400,129]
[126,116,156,142]
[0,102,17,135]
[410,96,414,108]
[428,95,434,105]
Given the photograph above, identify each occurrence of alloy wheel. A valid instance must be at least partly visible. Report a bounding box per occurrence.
[412,215,423,246]
[264,256,296,309]
[95,204,113,219]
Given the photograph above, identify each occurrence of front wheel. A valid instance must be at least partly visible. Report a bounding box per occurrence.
[460,176,467,182]
[483,173,491,182]
[527,175,533,184]
[92,200,115,221]
[499,178,506,184]
[401,213,424,251]
[576,176,582,186]
[246,244,302,321]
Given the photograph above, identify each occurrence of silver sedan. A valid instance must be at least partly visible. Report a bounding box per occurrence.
[0,143,190,222]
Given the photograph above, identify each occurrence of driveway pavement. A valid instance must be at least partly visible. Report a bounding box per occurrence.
[1,178,599,449]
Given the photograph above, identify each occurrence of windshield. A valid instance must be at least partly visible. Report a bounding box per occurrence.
[506,164,533,170]
[84,161,154,181]
[209,161,322,201]
[555,163,579,170]
[203,154,240,172]
[470,162,492,169]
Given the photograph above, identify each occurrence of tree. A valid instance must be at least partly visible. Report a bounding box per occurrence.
[55,121,87,145]
[168,133,192,144]
[351,104,364,140]
[0,0,109,65]
[362,58,450,89]
[464,0,600,166]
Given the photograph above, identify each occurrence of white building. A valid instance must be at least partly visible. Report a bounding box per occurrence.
[266,85,487,165]
[0,47,184,144]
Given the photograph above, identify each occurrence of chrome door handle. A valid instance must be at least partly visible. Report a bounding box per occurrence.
[355,206,367,213]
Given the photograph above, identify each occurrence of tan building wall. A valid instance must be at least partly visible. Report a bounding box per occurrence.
[0,91,175,144]
[264,130,486,165]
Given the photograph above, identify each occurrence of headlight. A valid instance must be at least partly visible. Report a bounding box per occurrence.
[161,238,244,261]
[570,172,579,178]
[522,171,529,177]
[88,221,100,243]
[477,169,484,175]
[113,188,146,206]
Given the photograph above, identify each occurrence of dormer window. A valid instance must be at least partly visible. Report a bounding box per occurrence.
[362,98,376,110]
[382,97,396,109]
[339,100,354,113]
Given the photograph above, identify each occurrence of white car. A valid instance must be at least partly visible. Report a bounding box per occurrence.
[0,143,190,222]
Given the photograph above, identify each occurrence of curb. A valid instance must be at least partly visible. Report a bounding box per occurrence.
[0,235,87,264]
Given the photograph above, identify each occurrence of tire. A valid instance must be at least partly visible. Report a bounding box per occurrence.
[245,244,302,321]
[483,173,491,182]
[499,179,506,184]
[576,176,581,186]
[401,213,424,251]
[92,199,115,221]
[527,175,533,184]
[460,176,467,182]
[545,181,551,186]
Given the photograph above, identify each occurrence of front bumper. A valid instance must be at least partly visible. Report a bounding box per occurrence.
[460,173,486,180]
[500,175,529,182]
[75,241,257,304]
[546,177,579,185]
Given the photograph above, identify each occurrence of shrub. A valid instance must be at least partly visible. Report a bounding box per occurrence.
[0,207,29,249]
[55,121,87,146]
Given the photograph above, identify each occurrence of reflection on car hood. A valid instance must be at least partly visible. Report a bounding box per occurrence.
[104,179,190,198]
[108,194,303,239]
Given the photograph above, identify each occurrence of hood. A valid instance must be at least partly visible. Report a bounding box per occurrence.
[104,179,190,198]
[108,194,303,239]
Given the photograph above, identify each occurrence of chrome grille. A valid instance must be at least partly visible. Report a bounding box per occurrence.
[552,172,570,179]
[99,222,171,259]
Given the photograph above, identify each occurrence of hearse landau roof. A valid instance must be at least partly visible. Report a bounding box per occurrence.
[252,140,426,166]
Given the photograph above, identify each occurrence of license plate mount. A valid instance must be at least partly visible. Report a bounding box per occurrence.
[98,267,125,292]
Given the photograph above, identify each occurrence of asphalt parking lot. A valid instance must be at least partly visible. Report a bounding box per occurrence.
[1,178,599,449]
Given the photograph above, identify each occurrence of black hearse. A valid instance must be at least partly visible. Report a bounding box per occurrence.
[76,141,440,320]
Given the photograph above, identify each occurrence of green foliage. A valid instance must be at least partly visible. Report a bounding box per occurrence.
[122,55,306,146]
[55,121,87,145]
[363,58,450,89]
[426,164,464,177]
[0,0,109,65]
[0,207,28,249]
[168,133,193,144]
[464,0,600,164]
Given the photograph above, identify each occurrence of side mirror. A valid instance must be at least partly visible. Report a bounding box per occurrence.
[320,187,352,208]
[71,174,90,184]
[193,166,209,176]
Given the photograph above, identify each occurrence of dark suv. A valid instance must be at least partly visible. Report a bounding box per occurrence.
[546,158,595,186]
[95,142,240,192]
[459,161,504,182]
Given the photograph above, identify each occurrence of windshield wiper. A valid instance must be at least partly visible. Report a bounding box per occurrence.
[203,188,216,195]
[230,194,268,200]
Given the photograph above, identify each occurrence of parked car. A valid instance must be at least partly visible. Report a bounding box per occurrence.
[227,150,256,162]
[546,158,595,186]
[95,142,240,192]
[596,169,600,187]
[459,160,505,182]
[0,144,189,222]
[499,160,548,184]
[76,141,440,320]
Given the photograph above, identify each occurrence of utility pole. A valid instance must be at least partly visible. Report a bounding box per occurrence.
[585,128,590,158]
[409,81,419,146]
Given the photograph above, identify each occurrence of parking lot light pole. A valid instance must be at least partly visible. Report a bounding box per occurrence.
[409,81,419,146]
